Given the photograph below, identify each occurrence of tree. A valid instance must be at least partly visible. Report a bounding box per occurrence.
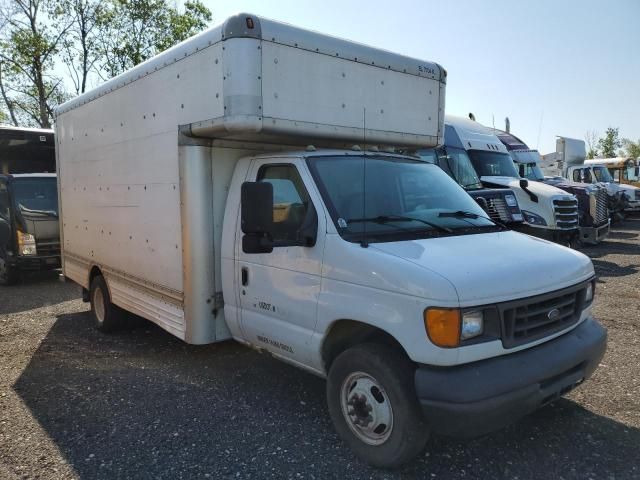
[597,127,622,158]
[0,0,72,127]
[97,0,211,78]
[584,130,599,159]
[622,138,640,159]
[51,0,104,95]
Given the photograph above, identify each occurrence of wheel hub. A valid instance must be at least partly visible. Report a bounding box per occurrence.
[340,371,393,445]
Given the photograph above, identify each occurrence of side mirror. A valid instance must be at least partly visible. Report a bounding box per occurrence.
[0,218,9,247]
[519,178,529,189]
[241,182,274,254]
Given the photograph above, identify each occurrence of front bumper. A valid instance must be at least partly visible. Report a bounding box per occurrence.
[579,221,610,245]
[10,254,61,271]
[414,318,607,438]
[514,224,578,244]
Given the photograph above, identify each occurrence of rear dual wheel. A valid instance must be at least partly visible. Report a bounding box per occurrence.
[90,275,125,332]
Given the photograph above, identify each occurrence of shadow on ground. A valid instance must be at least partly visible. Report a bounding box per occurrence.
[13,312,640,479]
[0,271,80,315]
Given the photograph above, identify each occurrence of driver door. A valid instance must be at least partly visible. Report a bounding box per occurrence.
[236,157,325,365]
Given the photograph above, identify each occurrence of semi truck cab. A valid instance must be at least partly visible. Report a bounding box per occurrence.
[418,129,524,226]
[494,130,610,245]
[0,174,61,285]
[444,116,580,245]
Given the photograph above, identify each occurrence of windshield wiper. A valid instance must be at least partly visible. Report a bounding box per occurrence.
[347,214,453,234]
[438,210,507,230]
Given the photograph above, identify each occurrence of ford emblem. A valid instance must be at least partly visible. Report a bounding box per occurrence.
[547,308,560,321]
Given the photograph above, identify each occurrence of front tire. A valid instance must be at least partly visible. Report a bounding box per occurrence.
[0,256,19,286]
[327,343,429,468]
[90,275,124,332]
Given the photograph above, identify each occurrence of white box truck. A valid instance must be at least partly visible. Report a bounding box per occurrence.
[55,13,606,468]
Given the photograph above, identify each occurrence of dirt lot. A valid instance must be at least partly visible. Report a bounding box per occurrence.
[0,219,639,480]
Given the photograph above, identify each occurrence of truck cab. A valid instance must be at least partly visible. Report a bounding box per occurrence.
[569,162,640,213]
[417,126,524,226]
[495,130,610,245]
[444,116,580,245]
[0,174,61,285]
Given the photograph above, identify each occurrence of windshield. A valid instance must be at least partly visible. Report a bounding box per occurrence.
[517,162,545,181]
[420,147,483,190]
[593,166,614,183]
[11,178,58,216]
[468,150,520,178]
[307,155,495,243]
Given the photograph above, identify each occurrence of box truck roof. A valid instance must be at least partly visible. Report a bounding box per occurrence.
[55,13,446,149]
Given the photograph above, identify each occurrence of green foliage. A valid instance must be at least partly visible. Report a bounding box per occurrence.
[597,127,622,159]
[623,139,640,159]
[97,0,212,77]
[0,0,211,127]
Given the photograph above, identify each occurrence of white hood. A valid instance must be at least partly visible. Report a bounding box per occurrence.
[370,230,594,305]
[480,176,572,198]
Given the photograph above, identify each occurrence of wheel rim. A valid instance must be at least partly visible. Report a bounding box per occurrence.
[93,287,106,324]
[340,371,394,445]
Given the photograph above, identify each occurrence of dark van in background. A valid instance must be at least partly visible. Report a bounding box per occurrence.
[0,127,59,285]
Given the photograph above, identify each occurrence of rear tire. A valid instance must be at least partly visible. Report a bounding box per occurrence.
[326,343,429,468]
[90,275,124,332]
[0,256,19,286]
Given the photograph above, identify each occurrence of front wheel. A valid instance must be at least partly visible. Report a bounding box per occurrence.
[326,343,429,468]
[0,256,19,286]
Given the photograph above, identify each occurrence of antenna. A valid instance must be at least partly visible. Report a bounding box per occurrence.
[361,107,368,248]
[536,110,544,149]
[492,114,495,130]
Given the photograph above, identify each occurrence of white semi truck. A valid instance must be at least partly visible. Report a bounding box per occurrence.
[443,116,580,244]
[55,13,606,468]
[542,137,640,213]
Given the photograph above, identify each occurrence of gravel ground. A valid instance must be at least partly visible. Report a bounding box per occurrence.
[0,218,639,480]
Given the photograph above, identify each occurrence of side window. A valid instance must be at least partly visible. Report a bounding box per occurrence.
[572,169,582,182]
[0,182,9,220]
[258,164,311,244]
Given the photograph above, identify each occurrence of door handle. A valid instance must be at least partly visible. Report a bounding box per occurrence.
[241,266,249,286]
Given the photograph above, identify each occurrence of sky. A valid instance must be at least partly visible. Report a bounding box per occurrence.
[197,0,640,155]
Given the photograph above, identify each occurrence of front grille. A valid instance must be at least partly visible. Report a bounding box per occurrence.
[499,282,588,348]
[553,198,579,229]
[36,241,60,257]
[485,197,510,223]
[591,188,609,225]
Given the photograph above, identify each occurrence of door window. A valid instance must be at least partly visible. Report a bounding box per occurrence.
[572,169,582,182]
[257,164,311,244]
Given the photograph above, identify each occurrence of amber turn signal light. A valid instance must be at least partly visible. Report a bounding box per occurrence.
[424,308,461,348]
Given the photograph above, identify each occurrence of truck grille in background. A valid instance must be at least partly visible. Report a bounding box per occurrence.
[592,189,609,225]
[499,283,587,348]
[36,241,61,257]
[553,198,579,229]
[485,197,510,223]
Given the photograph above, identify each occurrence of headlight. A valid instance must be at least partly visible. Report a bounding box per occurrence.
[521,210,548,226]
[635,190,640,201]
[585,281,594,303]
[504,194,518,207]
[17,230,37,256]
[424,308,485,347]
[461,311,484,340]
